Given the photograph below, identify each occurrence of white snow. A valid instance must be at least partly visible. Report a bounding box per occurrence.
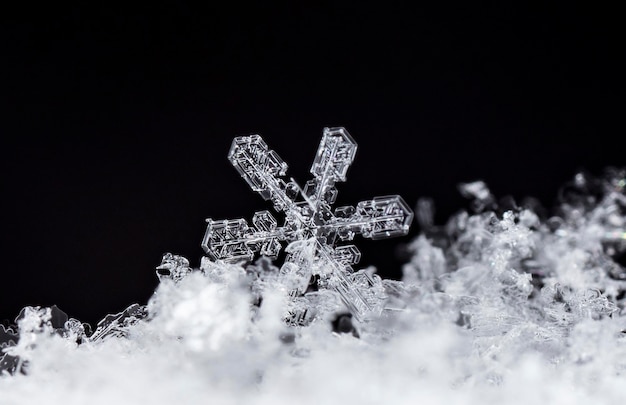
[2,170,626,404]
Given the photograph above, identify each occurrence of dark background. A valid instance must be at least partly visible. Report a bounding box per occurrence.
[1,3,623,326]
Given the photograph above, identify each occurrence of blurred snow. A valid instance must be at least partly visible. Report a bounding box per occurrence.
[2,168,626,404]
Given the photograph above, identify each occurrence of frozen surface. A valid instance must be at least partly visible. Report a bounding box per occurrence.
[2,133,626,404]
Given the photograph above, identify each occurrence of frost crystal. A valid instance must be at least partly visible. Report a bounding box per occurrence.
[201,127,413,320]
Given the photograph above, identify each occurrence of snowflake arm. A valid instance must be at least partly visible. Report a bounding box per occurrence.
[201,211,283,262]
[305,127,358,210]
[228,135,296,213]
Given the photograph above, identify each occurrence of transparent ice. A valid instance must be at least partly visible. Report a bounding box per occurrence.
[201,127,413,321]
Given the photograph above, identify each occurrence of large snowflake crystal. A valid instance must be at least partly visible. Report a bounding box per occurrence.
[201,127,413,321]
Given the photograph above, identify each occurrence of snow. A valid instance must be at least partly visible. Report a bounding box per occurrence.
[2,168,626,404]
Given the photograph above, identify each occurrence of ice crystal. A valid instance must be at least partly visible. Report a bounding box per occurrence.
[155,253,192,283]
[89,304,147,342]
[201,127,413,321]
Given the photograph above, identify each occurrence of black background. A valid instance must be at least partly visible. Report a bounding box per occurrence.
[1,3,623,326]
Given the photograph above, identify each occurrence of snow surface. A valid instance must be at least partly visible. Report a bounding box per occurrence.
[2,169,626,404]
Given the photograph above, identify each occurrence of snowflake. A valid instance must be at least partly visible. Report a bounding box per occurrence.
[201,127,413,321]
